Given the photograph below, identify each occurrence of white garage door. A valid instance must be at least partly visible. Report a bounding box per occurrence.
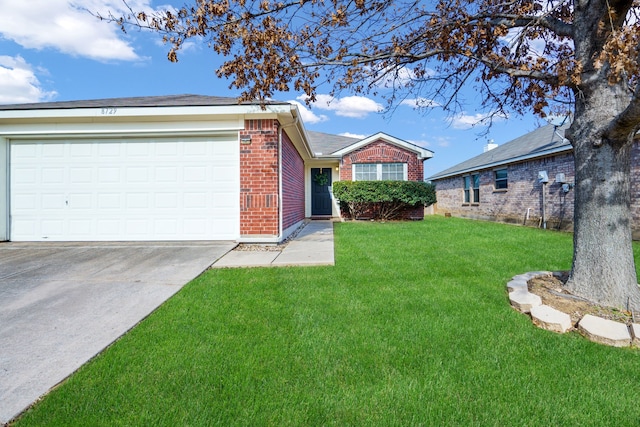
[10,136,240,241]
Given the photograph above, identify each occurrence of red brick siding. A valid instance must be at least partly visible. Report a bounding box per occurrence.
[434,151,577,231]
[338,139,425,220]
[281,130,305,229]
[339,140,424,181]
[239,119,279,236]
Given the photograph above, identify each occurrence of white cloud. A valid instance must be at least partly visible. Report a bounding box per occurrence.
[370,65,436,89]
[0,56,57,104]
[288,100,329,124]
[0,0,154,61]
[339,132,366,139]
[429,136,452,148]
[400,97,440,109]
[449,111,508,129]
[298,94,383,118]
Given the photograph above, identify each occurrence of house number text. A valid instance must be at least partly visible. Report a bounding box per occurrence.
[101,107,118,115]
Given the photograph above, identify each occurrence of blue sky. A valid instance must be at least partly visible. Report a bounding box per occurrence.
[0,0,545,177]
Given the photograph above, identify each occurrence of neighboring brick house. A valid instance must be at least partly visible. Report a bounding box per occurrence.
[429,122,640,238]
[0,95,432,243]
[429,123,576,230]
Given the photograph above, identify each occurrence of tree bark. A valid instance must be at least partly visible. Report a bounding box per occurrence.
[565,84,640,312]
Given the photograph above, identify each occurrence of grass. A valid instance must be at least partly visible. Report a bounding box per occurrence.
[13,217,640,426]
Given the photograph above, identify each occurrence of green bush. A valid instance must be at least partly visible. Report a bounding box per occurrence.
[332,180,436,220]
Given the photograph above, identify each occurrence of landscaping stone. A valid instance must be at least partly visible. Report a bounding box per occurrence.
[530,304,572,333]
[513,271,551,281]
[509,290,542,313]
[631,324,640,347]
[506,278,528,292]
[578,314,631,347]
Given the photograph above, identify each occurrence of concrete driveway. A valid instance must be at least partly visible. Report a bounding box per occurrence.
[0,241,235,425]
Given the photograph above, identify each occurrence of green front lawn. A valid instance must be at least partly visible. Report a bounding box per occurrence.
[14,217,640,426]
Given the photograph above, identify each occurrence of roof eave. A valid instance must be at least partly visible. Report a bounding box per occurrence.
[332,131,433,159]
[428,145,572,181]
[0,103,293,120]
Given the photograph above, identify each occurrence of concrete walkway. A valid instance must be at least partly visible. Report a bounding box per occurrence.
[212,220,335,268]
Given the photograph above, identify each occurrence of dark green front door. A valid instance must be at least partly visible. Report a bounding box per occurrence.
[311,168,332,215]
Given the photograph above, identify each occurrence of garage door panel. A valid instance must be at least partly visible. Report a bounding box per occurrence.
[11,137,240,241]
[70,193,93,209]
[42,144,65,157]
[98,193,120,209]
[98,143,121,157]
[13,167,37,184]
[69,220,92,235]
[42,220,64,236]
[42,194,65,210]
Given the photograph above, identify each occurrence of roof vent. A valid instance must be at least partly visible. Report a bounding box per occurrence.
[483,140,498,152]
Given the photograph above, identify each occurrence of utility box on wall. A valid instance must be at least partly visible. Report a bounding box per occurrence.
[538,171,549,184]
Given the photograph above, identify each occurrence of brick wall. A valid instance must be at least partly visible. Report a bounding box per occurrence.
[339,139,424,181]
[338,139,425,220]
[239,119,279,236]
[281,130,305,230]
[434,151,576,230]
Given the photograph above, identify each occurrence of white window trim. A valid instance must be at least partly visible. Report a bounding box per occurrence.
[352,163,408,181]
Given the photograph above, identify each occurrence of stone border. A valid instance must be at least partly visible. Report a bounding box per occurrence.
[507,272,640,348]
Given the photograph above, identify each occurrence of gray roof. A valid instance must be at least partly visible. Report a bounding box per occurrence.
[306,130,361,156]
[0,94,289,110]
[428,122,572,180]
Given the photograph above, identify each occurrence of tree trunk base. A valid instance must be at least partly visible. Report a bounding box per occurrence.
[565,274,640,314]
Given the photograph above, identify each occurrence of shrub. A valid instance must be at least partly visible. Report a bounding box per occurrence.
[332,181,436,220]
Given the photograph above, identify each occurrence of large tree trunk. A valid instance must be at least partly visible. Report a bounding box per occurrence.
[565,85,640,312]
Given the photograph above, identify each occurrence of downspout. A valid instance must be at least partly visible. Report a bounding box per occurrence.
[541,183,547,229]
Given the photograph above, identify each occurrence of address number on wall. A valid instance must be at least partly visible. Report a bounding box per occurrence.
[101,107,118,115]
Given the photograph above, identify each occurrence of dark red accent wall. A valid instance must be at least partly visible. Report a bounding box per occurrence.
[281,130,305,230]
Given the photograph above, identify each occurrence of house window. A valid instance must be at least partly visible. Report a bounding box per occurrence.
[472,174,480,203]
[463,176,471,203]
[354,164,378,181]
[495,169,508,190]
[381,163,404,180]
[463,174,480,203]
[353,163,407,181]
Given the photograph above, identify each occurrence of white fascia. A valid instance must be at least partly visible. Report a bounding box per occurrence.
[0,103,293,120]
[0,104,296,140]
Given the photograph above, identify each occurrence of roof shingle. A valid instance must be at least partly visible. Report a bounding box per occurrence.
[428,122,571,180]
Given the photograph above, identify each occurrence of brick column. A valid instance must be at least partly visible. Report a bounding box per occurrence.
[239,119,280,237]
